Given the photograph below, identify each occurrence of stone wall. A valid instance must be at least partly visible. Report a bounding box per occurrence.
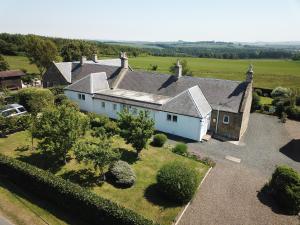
[209,110,242,140]
[42,63,68,88]
[239,83,253,138]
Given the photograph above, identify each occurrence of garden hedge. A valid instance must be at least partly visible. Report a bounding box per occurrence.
[0,154,156,225]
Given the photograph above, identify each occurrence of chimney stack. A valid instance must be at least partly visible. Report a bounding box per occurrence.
[80,56,87,65]
[120,52,128,69]
[92,54,98,62]
[175,60,182,79]
[246,64,254,83]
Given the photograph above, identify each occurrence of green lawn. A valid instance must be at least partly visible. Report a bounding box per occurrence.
[3,55,39,74]
[0,131,209,225]
[4,55,300,89]
[260,96,273,105]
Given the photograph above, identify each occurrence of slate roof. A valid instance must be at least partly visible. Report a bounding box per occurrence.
[66,72,109,93]
[63,60,249,115]
[53,59,122,84]
[117,71,248,113]
[0,70,26,78]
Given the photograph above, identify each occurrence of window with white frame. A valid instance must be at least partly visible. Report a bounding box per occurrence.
[223,115,230,124]
[102,102,105,108]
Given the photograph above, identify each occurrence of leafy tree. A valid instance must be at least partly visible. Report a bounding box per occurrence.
[0,55,9,71]
[14,88,55,115]
[25,35,58,75]
[118,110,154,157]
[74,138,120,179]
[31,105,89,163]
[61,42,82,62]
[169,59,193,76]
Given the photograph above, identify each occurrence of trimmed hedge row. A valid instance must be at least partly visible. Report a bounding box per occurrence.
[0,154,156,225]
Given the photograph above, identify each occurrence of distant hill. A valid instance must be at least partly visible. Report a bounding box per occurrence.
[101,40,300,59]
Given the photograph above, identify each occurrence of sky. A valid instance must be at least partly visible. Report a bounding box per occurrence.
[1,0,300,42]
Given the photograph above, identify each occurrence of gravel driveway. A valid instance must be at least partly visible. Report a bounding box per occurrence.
[177,113,300,225]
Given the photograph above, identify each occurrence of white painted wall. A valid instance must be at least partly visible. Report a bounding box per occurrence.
[64,90,210,141]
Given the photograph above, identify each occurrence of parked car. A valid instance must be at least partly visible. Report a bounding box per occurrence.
[0,104,27,118]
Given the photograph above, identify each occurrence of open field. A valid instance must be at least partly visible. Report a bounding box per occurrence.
[3,55,39,74]
[4,55,300,89]
[129,56,300,89]
[0,131,208,225]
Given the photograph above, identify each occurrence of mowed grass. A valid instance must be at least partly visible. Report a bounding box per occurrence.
[129,56,300,89]
[3,55,39,74]
[0,131,209,225]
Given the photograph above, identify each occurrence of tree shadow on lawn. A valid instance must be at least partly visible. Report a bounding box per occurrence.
[279,139,300,162]
[257,184,291,215]
[144,184,182,209]
[0,177,86,225]
[117,148,138,164]
[60,169,104,188]
[17,152,64,173]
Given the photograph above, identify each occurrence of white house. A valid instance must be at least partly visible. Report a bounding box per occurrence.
[45,53,252,141]
[64,67,212,141]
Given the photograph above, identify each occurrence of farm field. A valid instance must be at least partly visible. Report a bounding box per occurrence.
[0,131,208,225]
[129,56,300,89]
[4,55,300,89]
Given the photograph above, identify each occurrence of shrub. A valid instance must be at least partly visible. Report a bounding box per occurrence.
[251,92,261,112]
[89,113,119,138]
[48,85,65,95]
[0,154,155,225]
[255,89,263,96]
[286,106,300,121]
[271,87,291,98]
[108,160,136,187]
[157,161,200,204]
[172,143,188,156]
[14,88,54,114]
[152,134,167,147]
[296,96,300,106]
[54,94,68,105]
[269,166,300,215]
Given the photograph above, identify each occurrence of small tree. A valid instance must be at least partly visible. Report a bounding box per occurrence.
[31,105,89,163]
[74,138,120,179]
[118,110,155,157]
[25,35,58,75]
[169,59,193,76]
[0,55,9,71]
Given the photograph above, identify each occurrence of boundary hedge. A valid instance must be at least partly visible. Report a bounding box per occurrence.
[0,154,156,225]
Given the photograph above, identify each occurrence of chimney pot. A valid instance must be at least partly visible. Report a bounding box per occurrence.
[80,56,87,65]
[92,54,98,62]
[120,52,128,69]
[175,60,182,79]
[246,64,254,82]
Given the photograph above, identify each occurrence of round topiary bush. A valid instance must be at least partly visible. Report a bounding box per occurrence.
[172,143,188,156]
[152,133,167,147]
[269,165,300,215]
[108,160,136,188]
[156,161,200,204]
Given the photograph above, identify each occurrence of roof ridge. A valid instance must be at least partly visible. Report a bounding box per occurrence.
[187,86,203,117]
